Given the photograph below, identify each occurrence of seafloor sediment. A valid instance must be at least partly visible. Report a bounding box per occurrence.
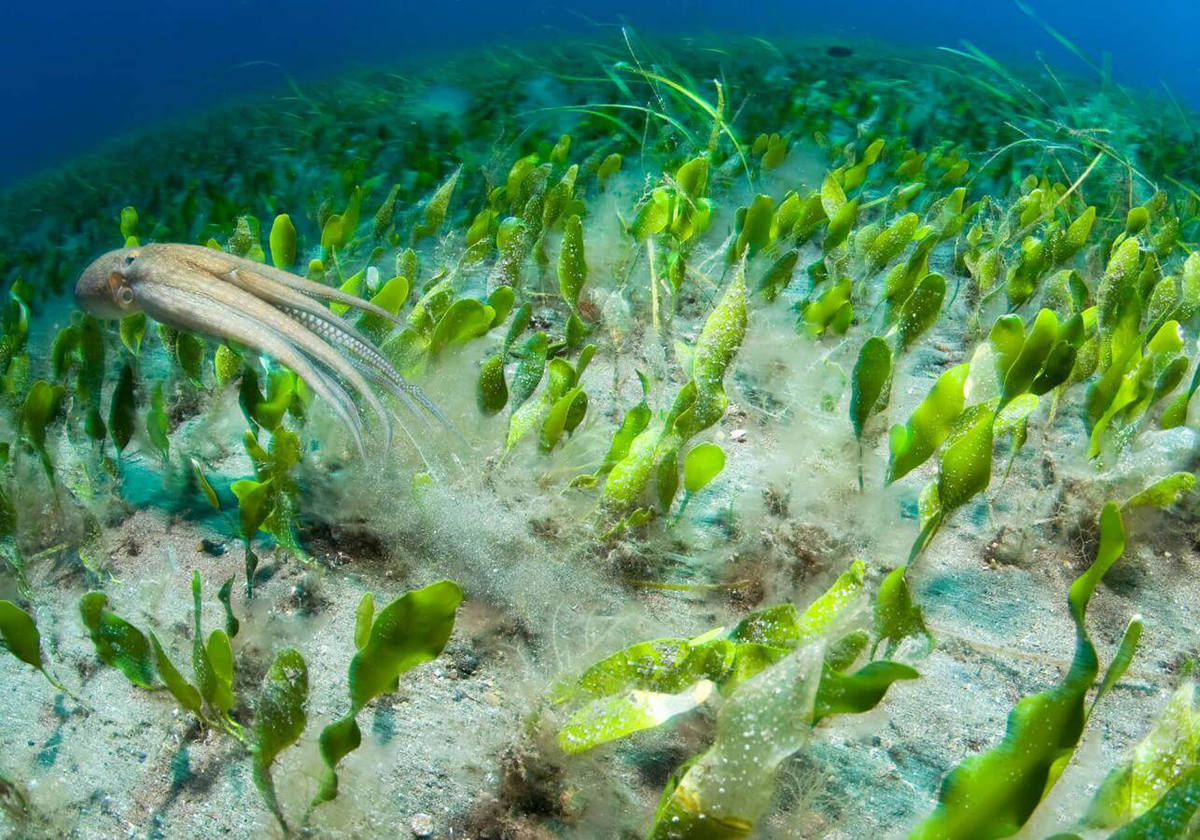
[1,33,1200,840]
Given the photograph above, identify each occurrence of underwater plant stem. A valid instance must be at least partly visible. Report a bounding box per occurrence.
[905,511,945,569]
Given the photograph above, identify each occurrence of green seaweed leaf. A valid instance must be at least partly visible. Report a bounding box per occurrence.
[1124,472,1196,509]
[0,600,66,692]
[888,364,969,483]
[313,580,462,810]
[850,337,892,443]
[269,214,297,269]
[80,592,156,689]
[148,632,203,718]
[350,582,462,700]
[558,214,587,313]
[252,648,309,834]
[909,502,1129,840]
[896,273,946,352]
[477,354,509,415]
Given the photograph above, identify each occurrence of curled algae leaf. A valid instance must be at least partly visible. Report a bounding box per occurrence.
[476,353,508,415]
[895,272,946,351]
[313,580,462,809]
[1124,471,1196,509]
[682,442,725,494]
[556,560,883,757]
[887,364,969,483]
[268,214,297,269]
[558,214,587,314]
[80,592,157,689]
[252,648,309,834]
[648,644,824,839]
[850,337,892,444]
[0,601,67,692]
[1087,676,1200,829]
[412,165,462,241]
[910,502,1132,840]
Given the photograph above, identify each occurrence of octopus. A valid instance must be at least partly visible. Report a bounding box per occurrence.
[74,243,451,457]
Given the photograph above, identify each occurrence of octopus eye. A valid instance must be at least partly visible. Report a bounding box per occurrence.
[117,286,135,306]
[124,254,137,265]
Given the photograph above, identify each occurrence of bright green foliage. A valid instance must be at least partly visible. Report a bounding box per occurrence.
[268,214,297,269]
[1108,769,1200,839]
[507,356,586,452]
[119,312,147,356]
[850,337,892,443]
[146,384,170,463]
[217,576,239,637]
[214,344,241,385]
[758,249,799,302]
[1087,318,1187,458]
[641,562,915,838]
[412,165,462,241]
[0,601,66,691]
[429,298,496,355]
[802,279,854,336]
[632,188,672,241]
[895,273,946,351]
[193,571,234,715]
[558,214,587,313]
[1058,205,1096,263]
[252,370,295,431]
[119,206,139,242]
[1124,472,1196,509]
[888,364,969,483]
[910,502,1131,840]
[872,565,932,658]
[372,183,402,239]
[21,380,64,478]
[148,632,203,718]
[936,403,995,513]
[733,194,774,258]
[79,592,157,689]
[252,648,309,834]
[603,264,746,514]
[1086,677,1200,829]
[1161,358,1200,428]
[597,153,622,186]
[313,580,462,809]
[867,213,920,273]
[509,331,548,410]
[681,261,747,436]
[477,354,508,415]
[682,442,725,494]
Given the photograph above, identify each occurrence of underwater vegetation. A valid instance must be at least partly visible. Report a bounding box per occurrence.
[4,23,1200,839]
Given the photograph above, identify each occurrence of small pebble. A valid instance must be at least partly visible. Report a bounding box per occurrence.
[730,428,748,442]
[410,813,435,837]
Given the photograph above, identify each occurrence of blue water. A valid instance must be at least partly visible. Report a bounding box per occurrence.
[2,0,1195,187]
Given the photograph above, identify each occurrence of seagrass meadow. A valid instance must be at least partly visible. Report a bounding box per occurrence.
[5,29,1200,839]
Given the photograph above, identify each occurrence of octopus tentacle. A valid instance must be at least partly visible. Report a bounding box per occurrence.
[219,263,462,438]
[134,282,369,456]
[133,267,396,453]
[174,245,405,327]
[223,270,425,415]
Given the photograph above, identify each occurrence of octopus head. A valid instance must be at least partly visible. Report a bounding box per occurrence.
[75,247,145,319]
